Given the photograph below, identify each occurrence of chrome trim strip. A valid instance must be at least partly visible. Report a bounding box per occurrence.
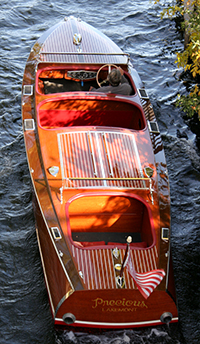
[54,290,74,319]
[87,132,97,176]
[36,228,55,314]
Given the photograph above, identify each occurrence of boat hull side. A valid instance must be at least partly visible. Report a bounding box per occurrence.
[34,194,81,318]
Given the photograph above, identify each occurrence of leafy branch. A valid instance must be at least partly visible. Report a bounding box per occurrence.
[155,0,200,118]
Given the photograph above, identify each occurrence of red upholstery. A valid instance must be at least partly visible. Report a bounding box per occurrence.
[39,109,143,130]
[74,241,105,247]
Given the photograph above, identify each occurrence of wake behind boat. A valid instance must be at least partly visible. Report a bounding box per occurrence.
[21,16,178,329]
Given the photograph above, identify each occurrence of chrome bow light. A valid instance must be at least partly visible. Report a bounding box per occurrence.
[73,33,82,45]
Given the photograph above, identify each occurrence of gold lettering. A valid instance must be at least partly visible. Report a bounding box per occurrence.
[92,298,103,308]
[115,300,122,306]
[92,297,148,309]
[104,307,137,312]
[122,298,126,306]
[109,300,115,306]
[141,300,148,308]
[104,300,110,306]
[126,300,133,306]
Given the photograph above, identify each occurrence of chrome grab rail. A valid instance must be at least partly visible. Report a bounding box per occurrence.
[40,52,130,56]
[35,177,154,205]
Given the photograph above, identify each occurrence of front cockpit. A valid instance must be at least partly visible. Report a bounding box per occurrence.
[36,64,135,95]
[36,64,146,131]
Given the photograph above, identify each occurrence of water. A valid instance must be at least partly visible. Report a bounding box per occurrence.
[0,0,200,343]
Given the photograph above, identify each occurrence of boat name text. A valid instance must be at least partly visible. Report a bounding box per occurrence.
[92,298,148,309]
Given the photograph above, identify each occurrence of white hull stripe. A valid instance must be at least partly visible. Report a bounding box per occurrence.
[55,317,179,327]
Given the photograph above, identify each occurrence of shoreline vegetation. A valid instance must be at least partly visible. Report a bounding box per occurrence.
[154,0,200,146]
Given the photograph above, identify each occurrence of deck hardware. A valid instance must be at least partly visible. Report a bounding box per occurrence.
[24,119,35,131]
[23,85,33,95]
[149,179,154,205]
[60,186,63,204]
[162,228,169,241]
[148,121,160,133]
[48,166,59,177]
[59,250,63,257]
[51,227,62,240]
[40,51,129,57]
[160,312,172,324]
[30,168,34,173]
[63,313,76,325]
[144,166,154,178]
[73,33,82,45]
[165,251,169,258]
[116,276,125,288]
[114,264,122,271]
[144,167,154,204]
[79,271,84,279]
[138,88,149,99]
[112,247,120,259]
[77,46,82,53]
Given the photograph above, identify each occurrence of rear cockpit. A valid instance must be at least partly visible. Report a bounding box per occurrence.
[67,194,156,249]
[38,97,145,130]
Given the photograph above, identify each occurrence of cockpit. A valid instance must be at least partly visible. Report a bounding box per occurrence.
[36,65,146,131]
[37,64,135,95]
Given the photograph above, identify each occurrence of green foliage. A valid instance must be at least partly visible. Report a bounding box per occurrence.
[155,0,200,119]
[176,87,200,118]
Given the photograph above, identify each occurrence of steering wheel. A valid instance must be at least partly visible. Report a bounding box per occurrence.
[96,64,118,87]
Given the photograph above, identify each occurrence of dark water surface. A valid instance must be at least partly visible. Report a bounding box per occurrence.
[0,0,200,343]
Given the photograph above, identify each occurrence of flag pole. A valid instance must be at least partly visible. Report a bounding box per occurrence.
[120,236,132,277]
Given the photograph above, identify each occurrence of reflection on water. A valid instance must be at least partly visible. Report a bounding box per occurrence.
[0,0,200,343]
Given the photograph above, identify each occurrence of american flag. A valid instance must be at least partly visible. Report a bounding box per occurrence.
[124,248,165,299]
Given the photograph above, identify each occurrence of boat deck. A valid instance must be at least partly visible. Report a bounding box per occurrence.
[57,130,148,189]
[72,244,158,290]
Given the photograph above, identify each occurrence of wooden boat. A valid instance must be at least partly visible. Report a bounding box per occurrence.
[22,16,178,329]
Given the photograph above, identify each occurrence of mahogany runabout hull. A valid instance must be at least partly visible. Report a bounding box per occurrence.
[22,16,178,329]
